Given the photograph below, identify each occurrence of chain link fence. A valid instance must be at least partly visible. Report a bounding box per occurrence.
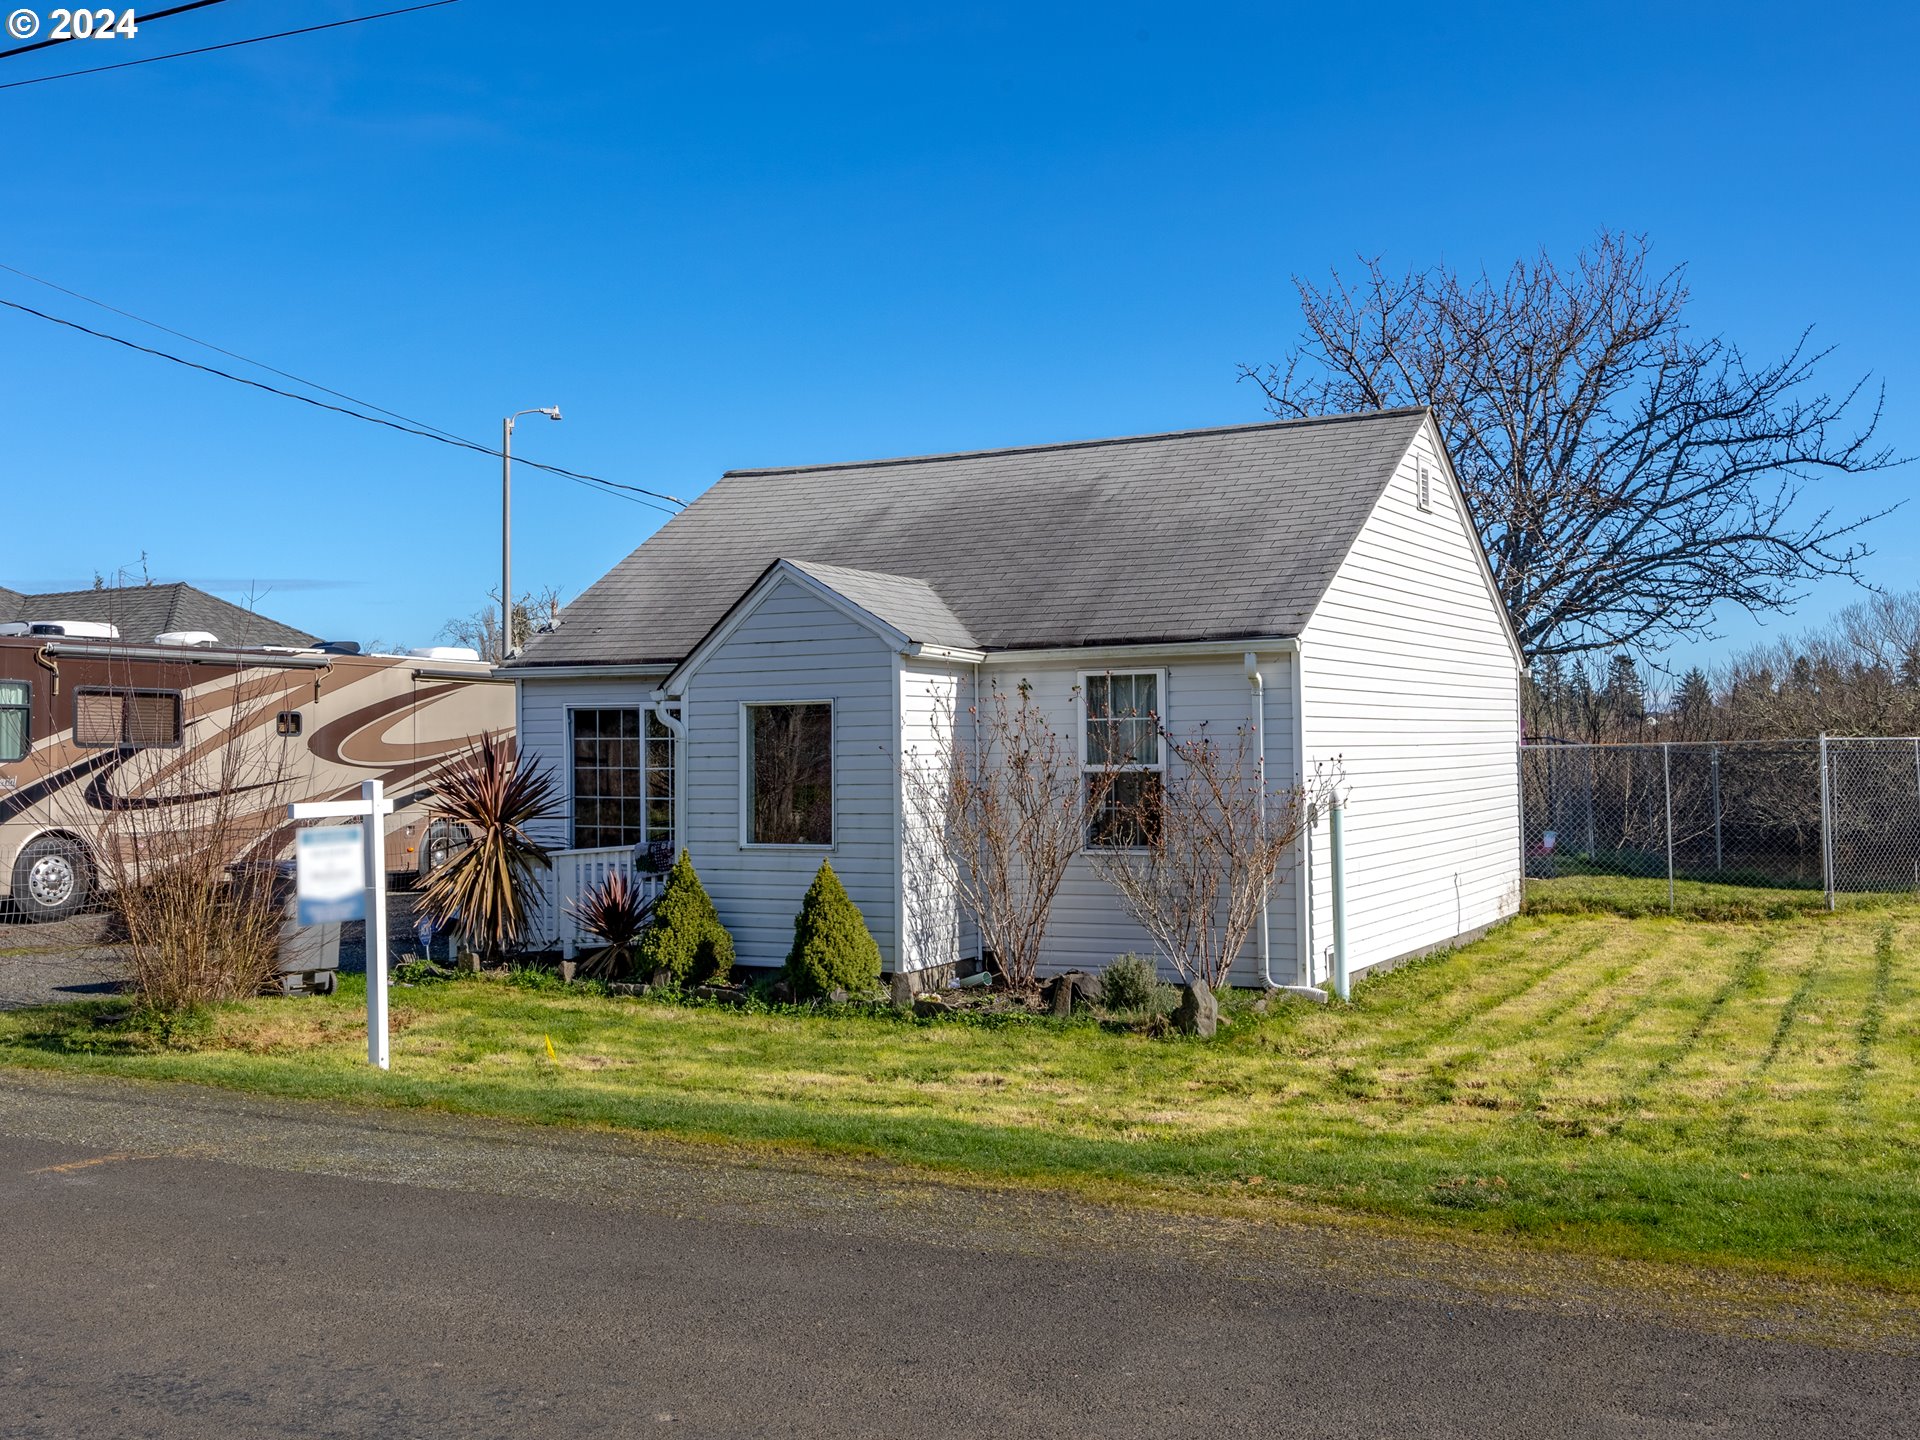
[1521,737,1920,908]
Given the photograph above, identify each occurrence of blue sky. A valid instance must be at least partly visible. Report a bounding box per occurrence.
[2,1,1913,662]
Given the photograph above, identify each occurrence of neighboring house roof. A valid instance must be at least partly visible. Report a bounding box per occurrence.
[509,408,1432,668]
[0,582,315,648]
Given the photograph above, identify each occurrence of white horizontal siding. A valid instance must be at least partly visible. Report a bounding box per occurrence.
[682,577,899,969]
[1299,422,1522,980]
[899,661,967,974]
[981,652,1300,986]
[514,675,664,853]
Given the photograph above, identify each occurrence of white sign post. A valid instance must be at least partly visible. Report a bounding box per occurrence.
[290,779,397,1069]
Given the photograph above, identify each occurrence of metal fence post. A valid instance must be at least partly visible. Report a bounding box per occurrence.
[1585,749,1596,859]
[1710,746,1722,876]
[1663,742,1675,911]
[1819,732,1834,912]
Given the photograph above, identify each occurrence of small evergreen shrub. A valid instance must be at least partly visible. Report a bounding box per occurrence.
[637,851,734,984]
[1101,953,1161,1011]
[784,860,882,999]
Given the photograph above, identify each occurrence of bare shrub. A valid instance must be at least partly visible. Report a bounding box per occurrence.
[83,669,300,1010]
[903,680,1116,991]
[1089,725,1326,990]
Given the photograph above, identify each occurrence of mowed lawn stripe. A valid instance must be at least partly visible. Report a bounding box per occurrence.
[1365,922,1607,1061]
[1611,929,1785,1121]
[1857,917,1920,1146]
[1742,916,1896,1151]
[1715,927,1833,1144]
[1410,923,1667,1107]
[1492,924,1719,1122]
[1531,926,1753,1129]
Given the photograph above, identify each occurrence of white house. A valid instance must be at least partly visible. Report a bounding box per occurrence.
[506,408,1525,987]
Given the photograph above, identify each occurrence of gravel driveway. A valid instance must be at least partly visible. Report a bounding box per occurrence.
[0,894,424,1010]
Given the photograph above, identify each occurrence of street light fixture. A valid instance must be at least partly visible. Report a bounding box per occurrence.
[501,405,562,662]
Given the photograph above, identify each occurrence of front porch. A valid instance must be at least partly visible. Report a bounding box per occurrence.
[524,846,668,958]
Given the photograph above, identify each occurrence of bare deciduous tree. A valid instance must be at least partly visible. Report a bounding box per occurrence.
[1241,230,1899,660]
[439,585,564,659]
[1088,725,1324,990]
[902,681,1116,991]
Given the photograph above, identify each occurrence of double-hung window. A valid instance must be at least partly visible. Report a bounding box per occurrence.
[1082,671,1163,848]
[0,680,28,762]
[571,707,675,850]
[745,702,833,846]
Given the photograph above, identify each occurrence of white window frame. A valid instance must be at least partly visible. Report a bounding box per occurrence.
[1078,669,1167,851]
[564,702,676,852]
[739,698,836,850]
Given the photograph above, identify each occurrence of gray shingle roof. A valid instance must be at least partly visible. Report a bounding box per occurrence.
[511,409,1430,667]
[783,560,980,650]
[0,583,314,648]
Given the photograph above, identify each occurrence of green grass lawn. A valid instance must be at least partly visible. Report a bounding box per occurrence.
[3,905,1918,1290]
[1524,871,1913,920]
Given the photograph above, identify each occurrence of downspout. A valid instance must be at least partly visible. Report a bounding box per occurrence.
[1246,653,1273,987]
[1254,648,1324,1003]
[650,686,687,856]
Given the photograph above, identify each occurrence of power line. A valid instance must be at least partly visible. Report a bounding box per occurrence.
[0,0,460,91]
[0,295,687,516]
[0,0,237,63]
[0,261,685,505]
[0,259,470,447]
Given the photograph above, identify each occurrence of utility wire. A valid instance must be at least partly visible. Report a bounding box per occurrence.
[0,295,686,516]
[0,261,685,505]
[0,0,237,62]
[0,0,459,91]
[1,259,469,447]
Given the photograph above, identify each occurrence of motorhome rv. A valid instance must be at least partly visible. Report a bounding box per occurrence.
[0,629,513,921]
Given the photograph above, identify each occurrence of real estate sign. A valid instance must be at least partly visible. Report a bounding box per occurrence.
[296,824,366,925]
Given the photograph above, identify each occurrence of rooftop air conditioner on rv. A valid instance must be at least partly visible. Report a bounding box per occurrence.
[406,646,484,663]
[154,631,221,647]
[7,620,122,639]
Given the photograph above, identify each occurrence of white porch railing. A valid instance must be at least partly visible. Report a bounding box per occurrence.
[526,846,668,959]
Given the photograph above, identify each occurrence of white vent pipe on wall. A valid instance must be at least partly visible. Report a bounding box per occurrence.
[1330,795,1349,1001]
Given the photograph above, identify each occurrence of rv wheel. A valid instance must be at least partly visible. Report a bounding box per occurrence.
[12,836,93,922]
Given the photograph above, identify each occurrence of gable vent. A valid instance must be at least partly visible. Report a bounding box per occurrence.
[1416,465,1433,511]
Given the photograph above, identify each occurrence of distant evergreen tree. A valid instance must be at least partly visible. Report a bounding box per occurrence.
[1601,654,1647,733]
[1674,668,1715,738]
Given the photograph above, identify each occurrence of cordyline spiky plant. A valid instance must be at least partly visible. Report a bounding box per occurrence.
[567,869,656,980]
[417,734,559,961]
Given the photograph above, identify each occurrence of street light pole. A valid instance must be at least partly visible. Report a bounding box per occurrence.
[501,415,512,666]
[500,406,562,663]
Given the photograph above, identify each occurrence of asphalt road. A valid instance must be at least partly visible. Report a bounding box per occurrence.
[0,1073,1913,1439]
